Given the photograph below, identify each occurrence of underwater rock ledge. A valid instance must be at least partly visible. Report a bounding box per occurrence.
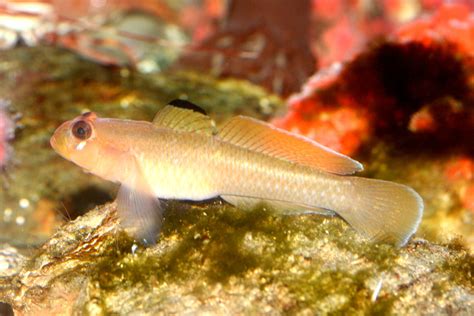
[0,202,472,315]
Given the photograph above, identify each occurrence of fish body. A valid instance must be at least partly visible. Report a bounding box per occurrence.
[51,100,423,246]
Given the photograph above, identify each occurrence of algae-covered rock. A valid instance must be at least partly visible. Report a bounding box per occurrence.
[0,202,472,315]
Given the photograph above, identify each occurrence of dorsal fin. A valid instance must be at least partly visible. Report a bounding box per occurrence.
[152,100,216,136]
[218,116,363,175]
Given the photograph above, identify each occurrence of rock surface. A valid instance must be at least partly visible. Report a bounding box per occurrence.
[0,202,472,315]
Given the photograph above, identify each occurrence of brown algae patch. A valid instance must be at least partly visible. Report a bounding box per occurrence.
[440,239,474,289]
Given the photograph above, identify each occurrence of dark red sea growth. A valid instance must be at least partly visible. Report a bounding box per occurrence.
[179,0,224,42]
[310,0,464,68]
[312,0,393,68]
[274,3,474,156]
[177,0,316,96]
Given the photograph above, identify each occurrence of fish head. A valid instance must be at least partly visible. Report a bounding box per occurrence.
[50,112,102,171]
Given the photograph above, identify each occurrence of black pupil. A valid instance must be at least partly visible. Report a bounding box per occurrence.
[77,127,85,137]
[72,121,92,140]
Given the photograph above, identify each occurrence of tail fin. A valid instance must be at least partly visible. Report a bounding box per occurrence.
[334,178,423,247]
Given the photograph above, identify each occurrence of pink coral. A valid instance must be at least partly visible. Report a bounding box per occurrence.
[180,0,224,42]
[0,102,14,168]
[397,3,474,55]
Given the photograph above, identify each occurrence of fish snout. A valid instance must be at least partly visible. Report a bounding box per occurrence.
[50,121,71,156]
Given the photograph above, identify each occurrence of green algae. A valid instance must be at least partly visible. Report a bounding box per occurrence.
[91,203,296,289]
[84,202,407,314]
[83,202,473,314]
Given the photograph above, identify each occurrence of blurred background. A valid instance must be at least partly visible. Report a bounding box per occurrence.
[0,0,473,314]
[0,0,472,259]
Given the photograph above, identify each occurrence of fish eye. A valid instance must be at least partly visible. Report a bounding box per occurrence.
[72,120,92,140]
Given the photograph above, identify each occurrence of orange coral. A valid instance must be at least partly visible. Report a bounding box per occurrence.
[444,157,474,212]
[462,184,474,211]
[444,157,473,183]
[273,92,370,155]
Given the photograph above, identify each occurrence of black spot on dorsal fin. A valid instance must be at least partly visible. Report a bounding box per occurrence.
[168,99,207,116]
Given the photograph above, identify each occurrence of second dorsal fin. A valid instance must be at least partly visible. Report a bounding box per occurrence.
[152,99,217,135]
[218,116,363,175]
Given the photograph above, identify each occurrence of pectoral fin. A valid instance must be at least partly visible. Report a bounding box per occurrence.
[116,156,163,245]
[117,185,163,245]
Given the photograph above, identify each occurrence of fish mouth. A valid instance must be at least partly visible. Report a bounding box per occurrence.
[49,135,59,151]
[50,134,65,156]
[50,122,69,157]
